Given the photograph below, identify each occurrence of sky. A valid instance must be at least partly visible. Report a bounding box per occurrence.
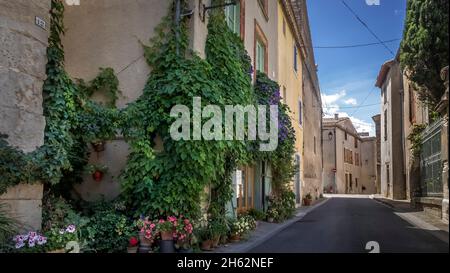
[307,0,407,135]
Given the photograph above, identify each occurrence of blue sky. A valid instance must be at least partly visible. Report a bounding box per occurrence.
[307,0,407,135]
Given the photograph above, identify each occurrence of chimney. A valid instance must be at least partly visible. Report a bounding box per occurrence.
[334,114,339,120]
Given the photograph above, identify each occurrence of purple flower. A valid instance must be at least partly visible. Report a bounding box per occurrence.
[15,242,25,249]
[66,225,76,233]
[37,236,47,246]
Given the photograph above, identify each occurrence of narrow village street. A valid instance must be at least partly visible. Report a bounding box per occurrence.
[249,196,449,253]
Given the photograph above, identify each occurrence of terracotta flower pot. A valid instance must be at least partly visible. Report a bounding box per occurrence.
[127,246,138,253]
[201,240,213,251]
[303,198,312,206]
[212,235,220,248]
[230,234,240,243]
[161,231,174,241]
[92,171,104,182]
[139,233,153,247]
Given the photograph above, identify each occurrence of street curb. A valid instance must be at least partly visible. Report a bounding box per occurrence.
[372,197,449,244]
[372,197,395,208]
[238,198,331,253]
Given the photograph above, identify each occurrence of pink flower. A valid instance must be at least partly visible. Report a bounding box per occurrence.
[150,224,156,229]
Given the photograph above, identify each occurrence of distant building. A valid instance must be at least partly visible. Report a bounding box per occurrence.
[322,115,377,194]
[376,58,406,200]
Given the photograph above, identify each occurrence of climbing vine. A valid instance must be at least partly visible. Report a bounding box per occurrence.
[0,0,120,196]
[408,124,427,158]
[120,2,228,219]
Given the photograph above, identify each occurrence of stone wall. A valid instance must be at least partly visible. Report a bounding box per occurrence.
[437,66,449,222]
[0,0,50,230]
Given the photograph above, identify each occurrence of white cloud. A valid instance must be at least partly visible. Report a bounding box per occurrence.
[322,90,375,136]
[344,98,358,106]
[322,90,346,116]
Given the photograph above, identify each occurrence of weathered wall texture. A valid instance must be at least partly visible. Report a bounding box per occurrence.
[62,0,210,201]
[360,138,377,194]
[297,0,323,201]
[402,76,428,200]
[277,1,303,204]
[62,0,171,201]
[372,114,381,194]
[379,60,406,200]
[0,0,50,230]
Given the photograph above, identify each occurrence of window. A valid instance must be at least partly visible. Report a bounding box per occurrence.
[294,45,298,72]
[225,2,241,35]
[345,132,348,141]
[298,100,303,126]
[384,110,388,141]
[254,21,268,74]
[355,138,358,148]
[386,164,390,186]
[355,153,360,166]
[257,0,268,20]
[283,19,286,36]
[355,178,358,189]
[314,136,316,154]
[344,148,353,164]
[256,40,265,72]
[408,86,416,123]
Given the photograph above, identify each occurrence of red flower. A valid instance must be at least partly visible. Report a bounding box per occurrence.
[129,237,139,247]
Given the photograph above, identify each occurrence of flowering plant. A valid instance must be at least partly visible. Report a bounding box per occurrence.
[129,237,139,247]
[230,217,251,237]
[266,208,279,220]
[13,231,47,252]
[45,224,79,252]
[157,216,177,233]
[174,216,194,249]
[136,217,157,242]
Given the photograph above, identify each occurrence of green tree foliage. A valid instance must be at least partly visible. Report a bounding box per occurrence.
[400,0,449,105]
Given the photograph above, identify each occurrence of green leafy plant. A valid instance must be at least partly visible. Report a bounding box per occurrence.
[248,209,266,221]
[400,0,449,105]
[0,203,20,249]
[77,67,121,108]
[408,124,427,158]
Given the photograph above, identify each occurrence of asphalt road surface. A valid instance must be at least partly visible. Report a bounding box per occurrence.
[249,197,449,253]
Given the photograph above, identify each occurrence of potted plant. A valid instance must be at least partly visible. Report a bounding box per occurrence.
[197,226,213,251]
[45,224,79,253]
[175,217,194,253]
[303,193,313,206]
[157,216,177,253]
[85,164,108,182]
[266,208,278,223]
[135,217,156,253]
[127,236,139,253]
[209,219,227,249]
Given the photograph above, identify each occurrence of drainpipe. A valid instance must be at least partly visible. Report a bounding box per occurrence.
[175,0,182,56]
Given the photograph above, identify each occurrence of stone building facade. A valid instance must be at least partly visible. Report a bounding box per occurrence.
[0,0,323,227]
[322,116,377,195]
[376,59,406,200]
[0,0,50,230]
